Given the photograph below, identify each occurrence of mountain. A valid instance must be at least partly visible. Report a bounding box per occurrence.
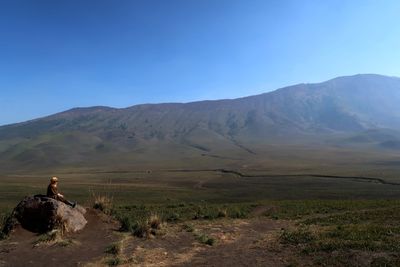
[1,74,400,171]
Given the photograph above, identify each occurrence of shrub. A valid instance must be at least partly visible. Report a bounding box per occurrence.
[117,212,164,238]
[196,233,216,246]
[119,216,133,232]
[182,223,194,232]
[93,195,113,214]
[105,243,121,255]
[132,219,151,238]
[148,213,162,229]
[1,211,17,238]
[217,209,228,218]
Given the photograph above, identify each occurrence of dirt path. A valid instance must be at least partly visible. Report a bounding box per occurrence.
[167,169,400,186]
[0,209,119,267]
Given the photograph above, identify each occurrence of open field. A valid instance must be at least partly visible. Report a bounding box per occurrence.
[1,146,400,266]
[4,197,400,266]
[2,165,400,211]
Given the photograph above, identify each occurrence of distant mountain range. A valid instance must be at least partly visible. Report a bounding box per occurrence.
[1,74,400,171]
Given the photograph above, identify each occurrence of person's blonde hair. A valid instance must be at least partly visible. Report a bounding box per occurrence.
[50,176,58,183]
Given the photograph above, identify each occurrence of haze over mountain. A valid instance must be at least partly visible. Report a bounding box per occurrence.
[1,74,400,172]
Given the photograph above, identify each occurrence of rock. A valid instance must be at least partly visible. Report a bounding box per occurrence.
[8,195,87,233]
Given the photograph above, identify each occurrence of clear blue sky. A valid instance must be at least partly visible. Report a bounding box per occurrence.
[1,0,400,126]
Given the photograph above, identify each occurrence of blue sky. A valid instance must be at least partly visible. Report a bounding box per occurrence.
[1,0,400,125]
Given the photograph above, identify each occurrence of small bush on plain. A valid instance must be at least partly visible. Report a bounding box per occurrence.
[196,233,216,246]
[93,194,113,214]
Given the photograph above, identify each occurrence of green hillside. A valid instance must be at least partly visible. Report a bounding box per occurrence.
[1,74,400,172]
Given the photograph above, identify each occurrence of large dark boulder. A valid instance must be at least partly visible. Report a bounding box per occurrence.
[6,195,87,233]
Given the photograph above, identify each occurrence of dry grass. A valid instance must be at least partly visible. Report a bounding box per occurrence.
[92,193,114,215]
[105,242,121,255]
[32,229,75,247]
[217,208,228,218]
[118,212,165,238]
[33,230,59,245]
[132,219,151,238]
[148,213,162,230]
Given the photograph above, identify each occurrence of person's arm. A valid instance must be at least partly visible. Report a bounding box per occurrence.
[51,185,63,198]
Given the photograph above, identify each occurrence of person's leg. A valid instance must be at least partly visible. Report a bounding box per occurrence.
[57,195,76,208]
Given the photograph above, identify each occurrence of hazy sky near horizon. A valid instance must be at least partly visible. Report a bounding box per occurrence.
[1,0,400,125]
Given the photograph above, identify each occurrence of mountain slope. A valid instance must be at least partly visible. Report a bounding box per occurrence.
[1,74,400,171]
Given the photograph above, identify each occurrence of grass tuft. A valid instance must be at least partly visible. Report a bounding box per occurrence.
[105,243,121,255]
[182,223,195,232]
[92,194,113,214]
[33,230,60,245]
[148,213,162,229]
[1,211,17,238]
[118,216,133,232]
[217,209,228,218]
[132,219,151,238]
[195,233,216,246]
[116,212,164,238]
[106,257,121,266]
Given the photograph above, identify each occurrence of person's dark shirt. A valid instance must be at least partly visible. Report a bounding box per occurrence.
[47,184,58,198]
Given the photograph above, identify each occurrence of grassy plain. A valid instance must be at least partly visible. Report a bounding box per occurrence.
[1,167,400,212]
[1,145,400,265]
[1,146,400,216]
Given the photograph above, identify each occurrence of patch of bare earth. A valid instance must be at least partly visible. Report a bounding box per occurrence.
[116,217,292,267]
[1,206,302,267]
[0,209,119,267]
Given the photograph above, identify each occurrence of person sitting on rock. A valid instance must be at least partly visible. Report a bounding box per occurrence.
[47,176,76,208]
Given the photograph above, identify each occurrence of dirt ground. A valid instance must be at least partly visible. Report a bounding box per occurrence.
[113,211,292,267]
[0,209,120,267]
[0,207,294,267]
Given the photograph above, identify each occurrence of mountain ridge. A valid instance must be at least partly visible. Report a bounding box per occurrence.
[1,73,400,171]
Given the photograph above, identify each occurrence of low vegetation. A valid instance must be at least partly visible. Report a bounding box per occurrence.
[111,202,253,240]
[112,202,253,225]
[6,196,399,267]
[280,228,315,245]
[92,194,114,215]
[195,233,216,246]
[270,200,400,266]
[182,223,195,232]
[264,199,400,220]
[2,170,400,266]
[105,242,121,256]
[0,213,7,239]
[90,190,254,241]
[33,230,64,246]
[0,210,16,239]
[105,257,121,266]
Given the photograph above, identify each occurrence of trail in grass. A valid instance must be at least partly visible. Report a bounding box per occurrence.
[166,169,400,186]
